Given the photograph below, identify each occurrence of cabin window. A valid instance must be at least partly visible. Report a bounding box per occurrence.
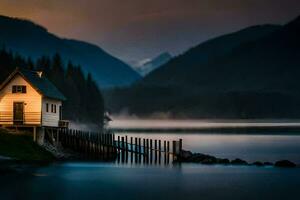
[51,104,57,113]
[46,103,49,112]
[12,85,26,93]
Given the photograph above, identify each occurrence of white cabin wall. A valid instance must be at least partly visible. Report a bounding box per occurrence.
[41,98,62,127]
[0,74,42,125]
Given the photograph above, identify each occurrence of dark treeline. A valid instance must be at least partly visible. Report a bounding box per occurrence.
[0,48,104,125]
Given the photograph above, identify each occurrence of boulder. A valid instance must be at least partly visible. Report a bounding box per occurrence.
[217,158,230,164]
[201,157,217,164]
[231,158,248,165]
[275,160,296,168]
[252,161,264,166]
[263,162,273,166]
[180,150,193,160]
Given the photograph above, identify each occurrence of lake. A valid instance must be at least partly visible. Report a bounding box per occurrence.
[1,162,300,200]
[2,120,300,200]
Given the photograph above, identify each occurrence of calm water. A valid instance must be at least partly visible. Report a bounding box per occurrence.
[2,120,300,199]
[1,162,300,200]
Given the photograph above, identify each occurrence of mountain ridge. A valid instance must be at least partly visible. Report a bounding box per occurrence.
[0,15,141,88]
[105,15,300,118]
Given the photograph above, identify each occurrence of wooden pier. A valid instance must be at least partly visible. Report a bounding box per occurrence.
[50,128,182,163]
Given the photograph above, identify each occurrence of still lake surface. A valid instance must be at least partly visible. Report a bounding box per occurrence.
[2,120,300,200]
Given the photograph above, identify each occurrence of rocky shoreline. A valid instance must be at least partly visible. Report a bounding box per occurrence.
[176,150,298,168]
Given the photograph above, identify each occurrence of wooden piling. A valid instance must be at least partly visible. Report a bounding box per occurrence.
[164,140,166,164]
[135,137,138,152]
[130,137,133,163]
[158,140,161,163]
[167,141,170,163]
[154,140,157,163]
[117,136,120,151]
[150,139,153,163]
[125,136,128,151]
[179,139,182,156]
[138,138,141,154]
[172,141,176,160]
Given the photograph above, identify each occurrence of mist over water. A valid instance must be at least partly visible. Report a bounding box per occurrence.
[110,118,300,129]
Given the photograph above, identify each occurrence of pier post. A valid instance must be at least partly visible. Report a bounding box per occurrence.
[179,139,182,156]
[146,139,149,157]
[135,137,138,153]
[158,140,161,164]
[121,137,125,150]
[117,136,120,151]
[167,141,170,163]
[138,138,141,163]
[164,140,166,164]
[154,140,157,163]
[125,137,128,163]
[138,138,141,154]
[135,137,138,162]
[125,136,128,151]
[121,137,125,162]
[150,139,153,163]
[143,139,146,163]
[172,141,176,160]
[143,138,145,154]
[130,137,133,163]
[33,127,37,142]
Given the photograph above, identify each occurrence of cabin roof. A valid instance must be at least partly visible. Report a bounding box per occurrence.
[0,68,66,101]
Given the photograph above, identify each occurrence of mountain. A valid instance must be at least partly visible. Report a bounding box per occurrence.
[135,52,172,76]
[0,15,141,88]
[142,24,282,86]
[105,15,300,118]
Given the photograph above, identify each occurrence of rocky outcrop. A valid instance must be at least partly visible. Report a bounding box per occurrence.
[275,160,297,168]
[231,158,248,165]
[177,150,247,165]
[177,150,298,168]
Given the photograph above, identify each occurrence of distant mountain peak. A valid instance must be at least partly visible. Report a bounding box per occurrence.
[135,52,172,76]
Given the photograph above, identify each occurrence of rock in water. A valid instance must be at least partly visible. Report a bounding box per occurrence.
[231,158,248,165]
[275,160,296,168]
[252,161,264,166]
[180,150,193,160]
[216,158,230,164]
[263,162,273,166]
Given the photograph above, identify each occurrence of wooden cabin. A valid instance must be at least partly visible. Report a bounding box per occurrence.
[0,68,67,128]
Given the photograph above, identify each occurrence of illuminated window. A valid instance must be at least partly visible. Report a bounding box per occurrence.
[12,85,26,93]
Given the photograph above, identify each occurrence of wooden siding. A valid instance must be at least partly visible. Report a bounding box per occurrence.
[42,98,62,127]
[0,74,42,125]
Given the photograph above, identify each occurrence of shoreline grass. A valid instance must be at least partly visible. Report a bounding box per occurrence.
[0,128,54,162]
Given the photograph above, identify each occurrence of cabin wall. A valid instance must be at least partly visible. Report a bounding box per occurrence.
[0,74,42,125]
[42,98,62,127]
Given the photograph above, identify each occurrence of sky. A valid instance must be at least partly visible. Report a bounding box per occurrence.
[0,0,300,65]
